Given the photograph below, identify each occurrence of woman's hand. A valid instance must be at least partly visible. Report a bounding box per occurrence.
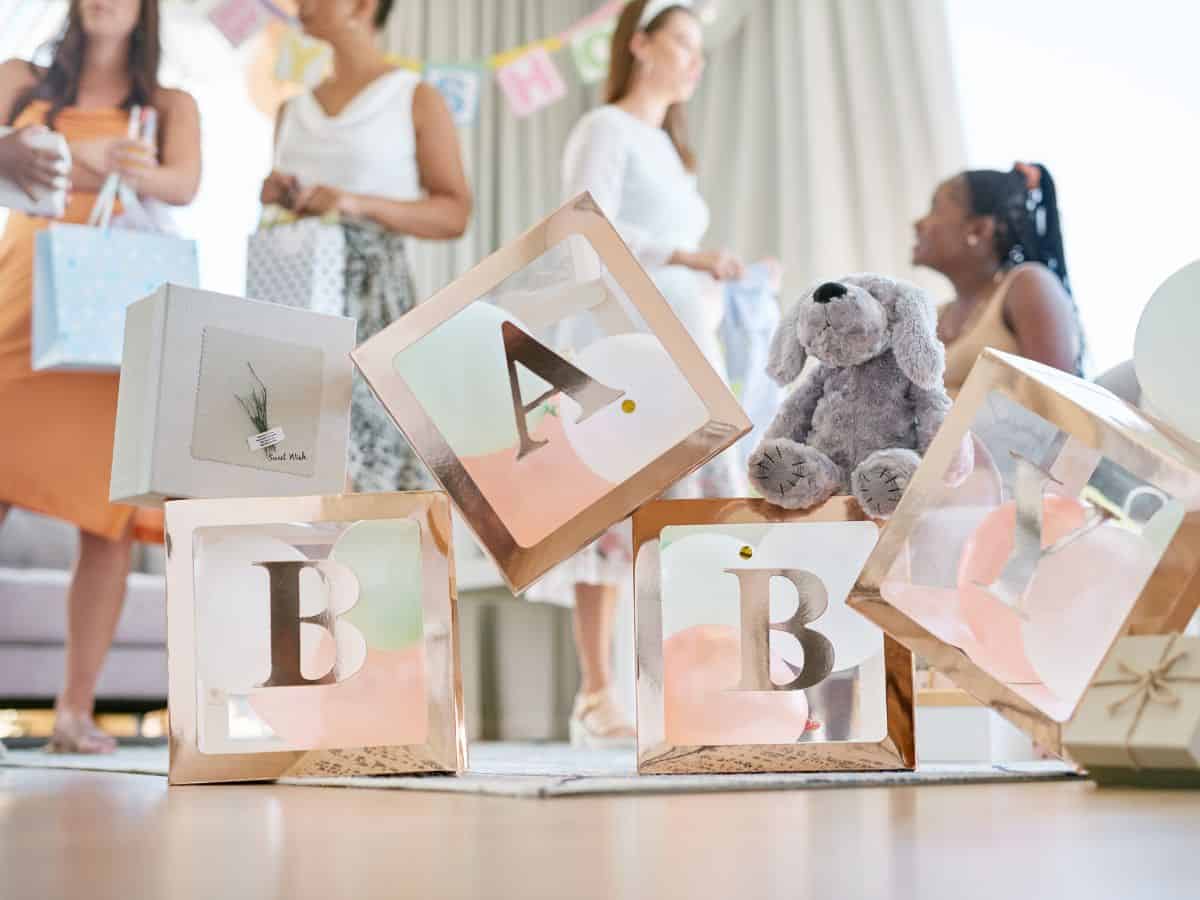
[671,248,746,281]
[108,138,157,189]
[260,169,299,207]
[0,125,67,200]
[72,136,155,180]
[291,183,358,218]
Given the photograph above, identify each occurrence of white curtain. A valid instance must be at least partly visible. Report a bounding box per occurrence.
[693,0,965,296]
[382,1,604,300]
[384,0,964,301]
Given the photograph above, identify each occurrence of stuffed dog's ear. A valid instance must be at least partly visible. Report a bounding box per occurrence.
[765,297,808,385]
[851,275,944,391]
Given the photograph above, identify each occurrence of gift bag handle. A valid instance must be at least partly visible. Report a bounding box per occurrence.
[87,105,154,230]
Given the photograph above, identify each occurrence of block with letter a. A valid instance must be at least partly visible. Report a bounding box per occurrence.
[165,492,465,784]
[351,194,751,593]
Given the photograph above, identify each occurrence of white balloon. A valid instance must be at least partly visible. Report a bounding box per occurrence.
[391,302,550,458]
[195,534,304,691]
[660,533,748,639]
[658,523,880,677]
[754,521,882,673]
[560,333,709,484]
[1134,259,1200,444]
[195,533,373,691]
[1021,521,1162,708]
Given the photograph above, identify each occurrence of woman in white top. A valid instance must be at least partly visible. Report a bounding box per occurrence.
[550,0,748,747]
[260,0,471,492]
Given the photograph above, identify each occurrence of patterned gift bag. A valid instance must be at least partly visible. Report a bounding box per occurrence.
[245,209,346,318]
[31,190,199,372]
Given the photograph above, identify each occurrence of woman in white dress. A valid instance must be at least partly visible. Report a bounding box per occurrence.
[260,0,471,492]
[546,0,749,746]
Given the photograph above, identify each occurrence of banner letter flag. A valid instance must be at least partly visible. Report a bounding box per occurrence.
[495,47,567,118]
[425,65,483,127]
[275,29,333,87]
[571,18,617,85]
[209,0,271,48]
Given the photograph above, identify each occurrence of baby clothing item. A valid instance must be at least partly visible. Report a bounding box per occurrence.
[720,262,784,470]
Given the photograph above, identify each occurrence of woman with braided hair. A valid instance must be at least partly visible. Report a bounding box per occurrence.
[913,162,1085,395]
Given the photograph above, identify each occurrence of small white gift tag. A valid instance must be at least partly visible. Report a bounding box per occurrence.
[248,427,286,452]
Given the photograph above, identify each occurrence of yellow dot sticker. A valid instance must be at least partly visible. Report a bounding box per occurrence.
[739,545,754,560]
[621,399,637,414]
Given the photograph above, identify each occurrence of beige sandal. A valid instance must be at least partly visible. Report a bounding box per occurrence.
[569,691,635,749]
[45,709,118,755]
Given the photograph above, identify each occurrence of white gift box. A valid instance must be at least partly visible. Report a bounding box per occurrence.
[0,126,71,218]
[110,284,355,506]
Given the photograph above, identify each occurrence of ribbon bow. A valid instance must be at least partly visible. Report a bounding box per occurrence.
[1091,636,1200,770]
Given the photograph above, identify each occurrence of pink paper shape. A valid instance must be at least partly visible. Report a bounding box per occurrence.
[209,0,270,48]
[496,47,567,118]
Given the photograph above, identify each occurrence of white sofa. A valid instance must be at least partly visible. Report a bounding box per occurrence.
[0,508,585,739]
[0,508,168,704]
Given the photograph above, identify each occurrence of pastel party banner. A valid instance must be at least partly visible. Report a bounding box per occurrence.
[570,16,619,84]
[424,65,483,127]
[204,0,296,47]
[208,0,272,48]
[274,29,332,88]
[255,1,626,124]
[495,46,568,118]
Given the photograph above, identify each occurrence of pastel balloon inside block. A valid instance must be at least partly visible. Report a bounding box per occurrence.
[1020,519,1160,709]
[660,533,749,639]
[249,645,429,747]
[755,523,881,673]
[330,519,424,651]
[195,534,308,691]
[391,302,550,458]
[560,333,709,484]
[957,494,1089,685]
[459,413,614,548]
[664,625,810,745]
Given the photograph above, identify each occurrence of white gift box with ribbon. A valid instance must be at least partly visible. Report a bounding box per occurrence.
[1064,633,1200,783]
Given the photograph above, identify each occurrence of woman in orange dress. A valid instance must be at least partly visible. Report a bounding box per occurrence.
[0,0,200,753]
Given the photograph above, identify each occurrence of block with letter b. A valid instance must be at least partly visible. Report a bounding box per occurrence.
[351,194,751,593]
[633,498,915,774]
[165,492,465,784]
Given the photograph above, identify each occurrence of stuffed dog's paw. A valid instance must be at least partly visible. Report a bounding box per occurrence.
[851,448,922,519]
[748,439,842,510]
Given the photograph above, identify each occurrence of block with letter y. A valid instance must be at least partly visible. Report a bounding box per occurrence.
[351,194,751,593]
[850,349,1200,761]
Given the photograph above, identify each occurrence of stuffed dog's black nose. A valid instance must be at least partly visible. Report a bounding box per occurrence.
[814,282,848,304]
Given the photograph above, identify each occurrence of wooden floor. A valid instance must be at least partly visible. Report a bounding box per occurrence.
[1,768,1197,900]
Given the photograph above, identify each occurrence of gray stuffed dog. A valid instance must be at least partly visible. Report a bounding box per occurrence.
[747,273,961,519]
